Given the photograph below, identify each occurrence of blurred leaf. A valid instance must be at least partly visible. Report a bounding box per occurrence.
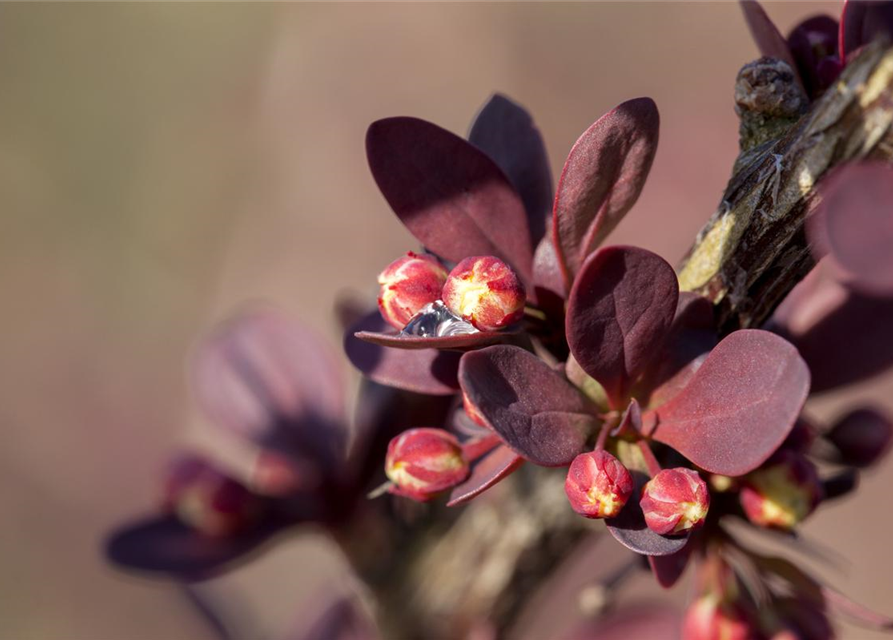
[459,345,595,466]
[552,98,659,287]
[566,246,678,408]
[447,444,523,506]
[647,330,809,476]
[648,542,694,588]
[840,0,893,63]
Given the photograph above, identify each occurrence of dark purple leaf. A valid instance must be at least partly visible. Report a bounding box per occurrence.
[637,292,717,409]
[646,330,809,476]
[354,328,519,351]
[787,15,840,98]
[808,162,893,296]
[192,308,347,467]
[447,444,523,506]
[366,117,533,281]
[344,312,460,396]
[739,0,803,88]
[606,472,690,557]
[822,468,860,500]
[648,542,694,588]
[459,345,595,466]
[841,0,893,63]
[566,246,679,408]
[104,514,284,580]
[826,407,893,467]
[289,592,378,640]
[553,98,659,287]
[468,93,553,249]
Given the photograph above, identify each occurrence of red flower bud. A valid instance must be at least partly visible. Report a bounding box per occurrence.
[826,407,893,468]
[385,428,470,501]
[378,252,448,329]
[442,256,526,331]
[564,450,634,518]
[163,456,263,537]
[640,468,710,535]
[682,595,754,640]
[739,451,822,530]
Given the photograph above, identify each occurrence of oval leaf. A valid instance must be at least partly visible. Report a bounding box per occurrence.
[104,514,283,580]
[566,246,679,408]
[648,543,694,588]
[468,93,554,249]
[552,97,659,287]
[809,162,893,296]
[344,313,460,395]
[606,472,690,557]
[367,117,533,281]
[447,444,523,506]
[459,345,595,466]
[646,330,810,476]
[841,0,893,63]
[192,308,345,443]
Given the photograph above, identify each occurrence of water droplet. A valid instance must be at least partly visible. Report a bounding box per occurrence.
[400,301,478,338]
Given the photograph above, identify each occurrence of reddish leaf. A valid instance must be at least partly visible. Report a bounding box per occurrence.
[468,93,553,249]
[739,0,803,87]
[192,309,346,466]
[104,514,283,580]
[648,542,694,588]
[566,246,679,408]
[606,472,690,557]
[809,162,893,296]
[646,330,809,476]
[840,0,893,63]
[344,313,460,396]
[787,15,841,98]
[532,234,566,307]
[366,117,533,281]
[447,444,523,506]
[552,98,659,287]
[459,346,595,466]
[354,328,518,351]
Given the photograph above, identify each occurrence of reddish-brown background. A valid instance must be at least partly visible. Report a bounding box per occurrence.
[0,3,889,638]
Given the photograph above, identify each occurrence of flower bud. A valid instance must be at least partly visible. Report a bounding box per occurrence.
[441,256,526,331]
[377,252,448,329]
[826,407,893,468]
[385,428,470,501]
[163,455,263,537]
[740,451,822,530]
[564,450,634,519]
[682,595,753,640]
[640,468,710,535]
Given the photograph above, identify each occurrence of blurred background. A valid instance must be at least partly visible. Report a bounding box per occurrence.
[1,2,890,638]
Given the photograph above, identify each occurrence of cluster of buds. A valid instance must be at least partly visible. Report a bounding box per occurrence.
[162,455,265,537]
[384,428,470,501]
[377,253,526,332]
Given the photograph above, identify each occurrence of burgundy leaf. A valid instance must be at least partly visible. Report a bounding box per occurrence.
[468,93,554,249]
[459,345,595,466]
[637,292,717,409]
[648,542,694,588]
[566,246,679,408]
[447,444,523,506]
[739,0,803,87]
[354,328,519,351]
[646,330,809,476]
[366,117,533,281]
[344,312,460,395]
[192,309,347,468]
[787,15,841,98]
[826,407,893,467]
[808,162,893,296]
[840,0,893,63]
[606,472,690,557]
[104,514,283,580]
[553,98,659,287]
[822,468,860,500]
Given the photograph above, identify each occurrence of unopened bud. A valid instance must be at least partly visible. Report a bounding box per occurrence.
[740,451,822,530]
[640,468,710,535]
[826,408,893,468]
[565,450,633,519]
[683,595,754,640]
[163,456,263,537]
[385,428,469,501]
[378,252,448,329]
[442,256,526,331]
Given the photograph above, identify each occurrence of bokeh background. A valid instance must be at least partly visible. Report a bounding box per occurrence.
[1,2,890,638]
